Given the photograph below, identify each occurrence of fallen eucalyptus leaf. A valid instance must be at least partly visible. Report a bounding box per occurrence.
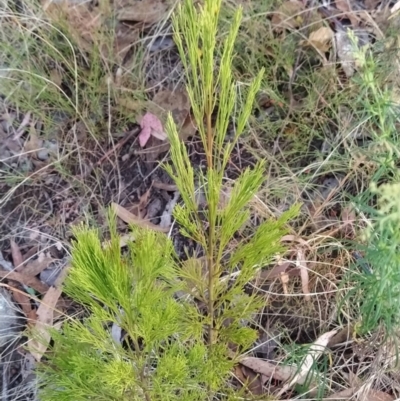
[112,202,170,232]
[115,0,171,25]
[308,26,334,53]
[271,0,305,30]
[139,112,167,147]
[28,286,62,361]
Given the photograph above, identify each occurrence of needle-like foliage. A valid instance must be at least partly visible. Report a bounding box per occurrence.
[166,0,298,352]
[341,41,400,344]
[37,1,298,399]
[349,183,400,339]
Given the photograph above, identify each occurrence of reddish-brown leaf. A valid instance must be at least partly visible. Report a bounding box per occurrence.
[10,286,33,317]
[10,240,24,271]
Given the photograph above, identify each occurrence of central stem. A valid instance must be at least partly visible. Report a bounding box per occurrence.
[206,97,216,347]
[206,108,213,168]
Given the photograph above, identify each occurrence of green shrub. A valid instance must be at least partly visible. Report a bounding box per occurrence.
[37,1,298,399]
[351,182,400,338]
[342,38,400,341]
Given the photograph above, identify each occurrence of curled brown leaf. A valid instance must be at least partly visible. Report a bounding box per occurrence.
[0,270,49,294]
[112,202,170,232]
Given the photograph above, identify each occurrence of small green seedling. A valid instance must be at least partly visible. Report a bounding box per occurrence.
[37,1,298,400]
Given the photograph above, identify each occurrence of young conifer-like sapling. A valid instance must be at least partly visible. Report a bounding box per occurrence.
[37,1,298,399]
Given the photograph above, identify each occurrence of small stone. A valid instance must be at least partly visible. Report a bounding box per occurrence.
[46,139,59,153]
[37,148,49,161]
[40,265,62,286]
